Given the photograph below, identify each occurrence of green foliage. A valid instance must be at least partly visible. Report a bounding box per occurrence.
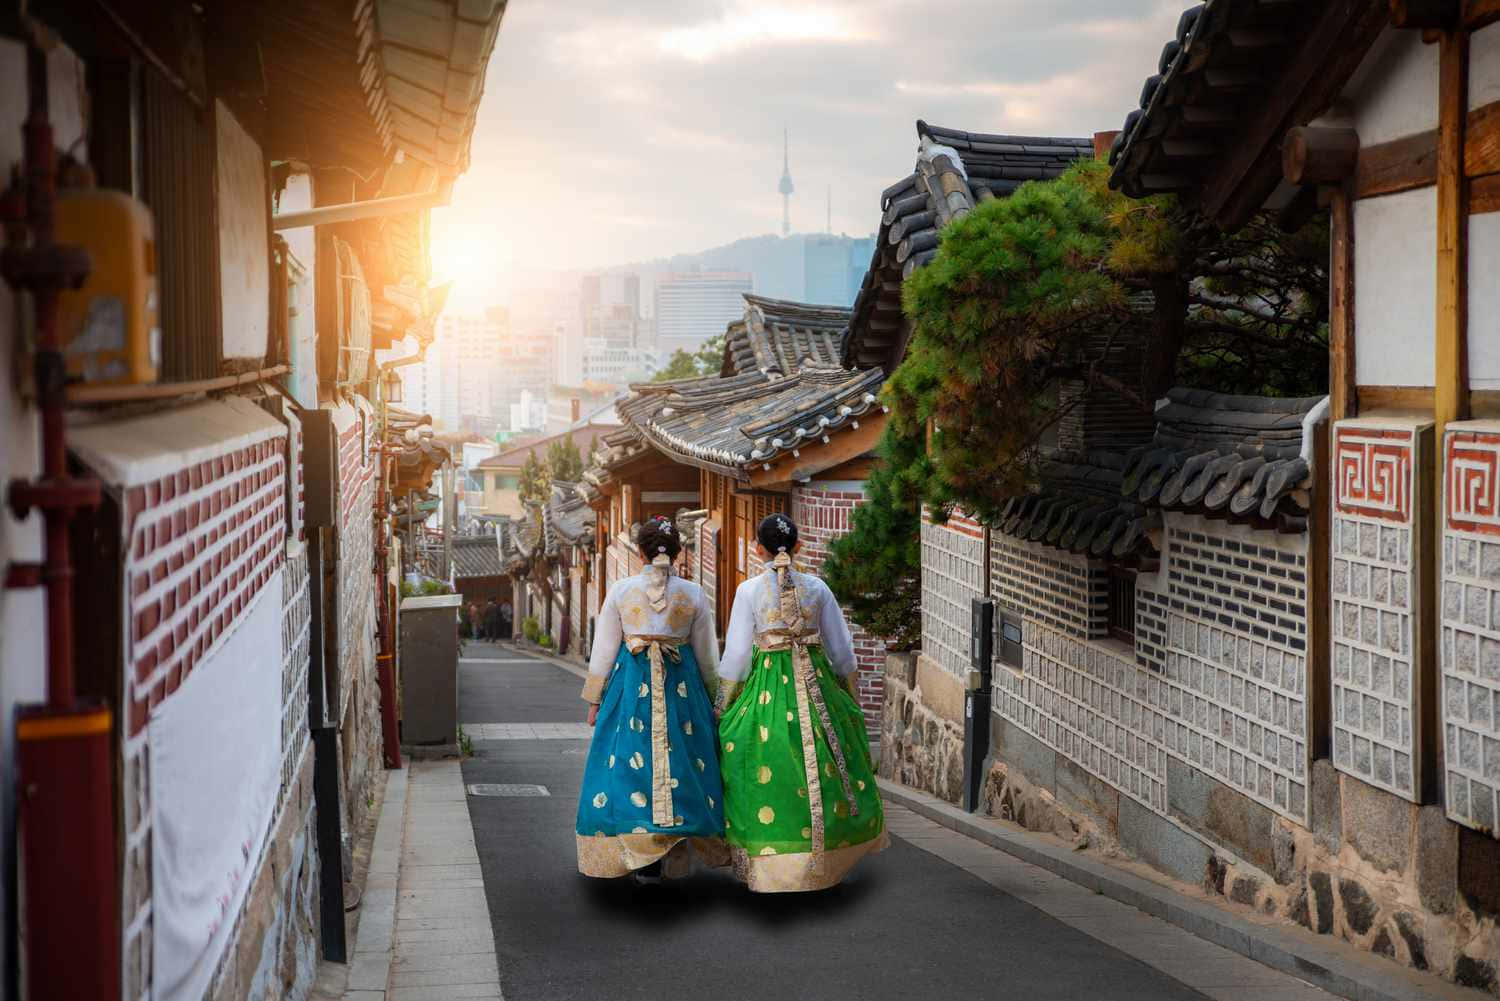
[399,577,451,598]
[822,429,924,649]
[546,434,584,484]
[887,159,1329,523]
[518,452,549,508]
[651,333,725,382]
[521,615,542,643]
[538,633,554,649]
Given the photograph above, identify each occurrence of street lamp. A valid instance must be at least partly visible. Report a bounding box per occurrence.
[382,367,404,405]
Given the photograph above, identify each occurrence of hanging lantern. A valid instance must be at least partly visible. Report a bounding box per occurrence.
[383,367,404,404]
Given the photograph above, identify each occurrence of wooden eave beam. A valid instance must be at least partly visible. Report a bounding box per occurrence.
[1202,0,1389,229]
[1389,0,1460,26]
[747,412,888,490]
[1467,0,1500,28]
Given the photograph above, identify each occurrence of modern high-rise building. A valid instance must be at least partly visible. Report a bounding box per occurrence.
[653,271,754,356]
[800,233,877,307]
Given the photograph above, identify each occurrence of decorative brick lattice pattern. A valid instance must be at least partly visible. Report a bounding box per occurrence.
[281,548,311,794]
[1332,421,1421,801]
[698,520,718,619]
[991,536,1106,639]
[119,427,289,1001]
[1442,424,1500,834]
[996,622,1169,812]
[1135,579,1168,673]
[336,418,377,720]
[1163,520,1310,821]
[793,485,886,727]
[921,508,986,677]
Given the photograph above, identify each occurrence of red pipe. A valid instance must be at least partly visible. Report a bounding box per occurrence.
[373,441,402,768]
[2,38,115,1001]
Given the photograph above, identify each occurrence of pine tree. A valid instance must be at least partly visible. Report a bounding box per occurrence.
[546,434,583,483]
[518,451,549,509]
[822,428,924,650]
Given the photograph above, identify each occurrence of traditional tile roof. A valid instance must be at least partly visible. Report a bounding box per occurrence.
[451,531,504,578]
[542,481,594,556]
[996,450,1154,560]
[253,0,508,178]
[386,406,450,494]
[612,365,885,478]
[995,388,1328,557]
[721,295,851,377]
[1121,388,1325,522]
[1107,1,1387,226]
[476,422,616,470]
[845,121,1094,372]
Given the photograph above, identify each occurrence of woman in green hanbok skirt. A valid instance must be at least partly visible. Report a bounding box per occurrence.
[715,513,886,892]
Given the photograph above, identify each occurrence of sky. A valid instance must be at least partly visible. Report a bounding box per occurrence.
[429,0,1187,310]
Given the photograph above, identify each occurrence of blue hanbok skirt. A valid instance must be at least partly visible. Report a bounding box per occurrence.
[575,640,726,877]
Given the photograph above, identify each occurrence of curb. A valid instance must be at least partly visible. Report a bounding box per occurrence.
[878,779,1489,1001]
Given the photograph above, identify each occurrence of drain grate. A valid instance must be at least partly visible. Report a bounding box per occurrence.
[467,783,550,797]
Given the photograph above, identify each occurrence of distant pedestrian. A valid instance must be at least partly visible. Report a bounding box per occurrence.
[468,602,480,638]
[500,602,514,640]
[484,599,502,641]
[715,512,885,892]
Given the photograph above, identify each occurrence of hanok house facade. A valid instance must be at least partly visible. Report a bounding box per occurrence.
[1095,0,1497,987]
[0,4,504,999]
[840,121,1096,772]
[585,294,891,728]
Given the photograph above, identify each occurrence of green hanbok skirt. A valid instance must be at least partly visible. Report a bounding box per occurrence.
[717,641,886,891]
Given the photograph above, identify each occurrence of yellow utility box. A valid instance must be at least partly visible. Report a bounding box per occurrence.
[54,188,159,384]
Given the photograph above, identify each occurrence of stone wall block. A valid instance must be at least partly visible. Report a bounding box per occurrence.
[1310,758,1342,855]
[1342,773,1414,875]
[1415,805,1457,915]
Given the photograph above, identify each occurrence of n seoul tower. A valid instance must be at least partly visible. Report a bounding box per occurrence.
[778,127,794,237]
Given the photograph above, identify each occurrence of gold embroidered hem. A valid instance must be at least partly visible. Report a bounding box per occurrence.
[729,831,889,893]
[580,673,608,704]
[576,832,683,877]
[576,833,730,878]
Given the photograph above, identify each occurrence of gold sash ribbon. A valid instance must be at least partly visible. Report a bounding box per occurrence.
[624,633,681,827]
[755,628,859,873]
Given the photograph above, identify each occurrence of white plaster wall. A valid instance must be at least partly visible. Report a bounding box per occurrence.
[1354,187,1436,388]
[277,173,316,282]
[1470,213,1500,391]
[1345,28,1439,146]
[0,36,89,987]
[215,101,269,361]
[1471,22,1500,111]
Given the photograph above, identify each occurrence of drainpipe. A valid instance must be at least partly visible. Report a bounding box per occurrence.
[0,36,115,1001]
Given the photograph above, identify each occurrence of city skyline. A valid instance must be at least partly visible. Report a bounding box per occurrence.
[429,0,1186,310]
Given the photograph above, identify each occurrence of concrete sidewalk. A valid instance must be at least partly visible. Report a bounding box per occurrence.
[342,761,503,1000]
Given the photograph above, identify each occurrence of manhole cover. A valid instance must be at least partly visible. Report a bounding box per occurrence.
[467,783,550,797]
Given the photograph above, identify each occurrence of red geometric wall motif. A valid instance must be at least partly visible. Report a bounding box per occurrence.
[1447,429,1500,537]
[1335,426,1413,524]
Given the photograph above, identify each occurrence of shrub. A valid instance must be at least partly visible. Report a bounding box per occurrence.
[521,616,541,643]
[538,633,554,649]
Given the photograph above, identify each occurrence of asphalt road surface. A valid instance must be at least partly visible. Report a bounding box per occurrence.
[458,644,1210,1001]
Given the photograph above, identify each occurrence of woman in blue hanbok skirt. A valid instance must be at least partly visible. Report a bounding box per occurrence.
[576,516,725,879]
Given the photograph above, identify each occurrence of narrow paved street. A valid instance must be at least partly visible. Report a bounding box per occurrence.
[454,644,1337,1001]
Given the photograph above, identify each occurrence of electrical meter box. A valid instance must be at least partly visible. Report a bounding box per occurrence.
[54,188,159,384]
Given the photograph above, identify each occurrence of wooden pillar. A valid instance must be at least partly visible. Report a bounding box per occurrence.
[1329,186,1357,421]
[1435,27,1469,430]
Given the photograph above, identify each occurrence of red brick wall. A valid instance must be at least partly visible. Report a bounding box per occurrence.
[792,484,886,732]
[115,410,303,1001]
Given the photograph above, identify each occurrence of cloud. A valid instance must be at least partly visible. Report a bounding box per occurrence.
[659,5,876,61]
[433,0,1186,305]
